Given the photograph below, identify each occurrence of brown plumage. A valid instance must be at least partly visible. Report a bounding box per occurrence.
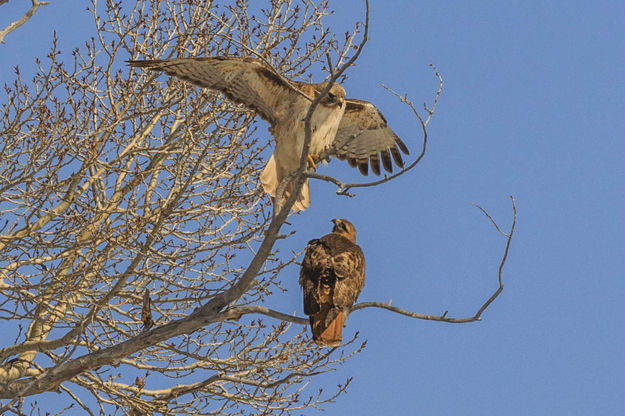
[299,219,365,346]
[128,57,409,210]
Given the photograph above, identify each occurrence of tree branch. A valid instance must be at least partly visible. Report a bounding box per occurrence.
[0,0,50,44]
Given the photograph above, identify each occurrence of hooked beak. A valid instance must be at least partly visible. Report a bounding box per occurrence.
[338,97,344,109]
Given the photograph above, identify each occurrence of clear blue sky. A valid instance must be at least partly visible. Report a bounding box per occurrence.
[2,1,624,415]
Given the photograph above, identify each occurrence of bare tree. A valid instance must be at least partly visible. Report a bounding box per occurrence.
[0,0,515,415]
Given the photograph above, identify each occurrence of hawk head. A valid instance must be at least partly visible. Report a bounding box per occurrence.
[318,83,346,109]
[331,218,357,243]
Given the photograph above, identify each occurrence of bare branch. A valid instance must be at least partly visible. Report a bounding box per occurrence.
[353,195,516,322]
[0,0,50,44]
[224,306,309,325]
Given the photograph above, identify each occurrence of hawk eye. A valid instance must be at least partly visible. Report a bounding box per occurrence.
[328,92,336,100]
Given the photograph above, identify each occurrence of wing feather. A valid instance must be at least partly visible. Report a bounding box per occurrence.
[356,158,369,176]
[369,153,381,176]
[128,57,306,126]
[380,148,392,173]
[332,99,409,175]
[300,239,331,315]
[331,246,365,308]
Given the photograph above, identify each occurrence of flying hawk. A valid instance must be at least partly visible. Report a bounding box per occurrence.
[128,57,409,210]
[299,219,365,346]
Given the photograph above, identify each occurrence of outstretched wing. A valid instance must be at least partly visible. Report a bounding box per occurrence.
[128,57,306,126]
[332,99,409,176]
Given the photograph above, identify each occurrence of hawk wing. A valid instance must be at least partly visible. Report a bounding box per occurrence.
[300,238,331,316]
[329,240,365,309]
[128,57,306,127]
[332,99,409,176]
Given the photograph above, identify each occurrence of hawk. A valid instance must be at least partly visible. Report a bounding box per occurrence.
[299,219,365,346]
[128,57,409,210]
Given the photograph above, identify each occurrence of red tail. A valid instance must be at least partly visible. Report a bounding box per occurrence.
[310,306,343,346]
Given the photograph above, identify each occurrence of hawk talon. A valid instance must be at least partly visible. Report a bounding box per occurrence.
[307,154,319,170]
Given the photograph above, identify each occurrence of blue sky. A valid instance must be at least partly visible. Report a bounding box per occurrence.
[2,1,624,415]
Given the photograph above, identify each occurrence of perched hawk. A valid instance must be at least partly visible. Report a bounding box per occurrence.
[299,219,365,346]
[128,57,409,210]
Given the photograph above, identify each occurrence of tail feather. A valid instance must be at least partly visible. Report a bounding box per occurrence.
[259,155,278,197]
[260,155,310,211]
[310,306,343,346]
[292,180,310,211]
